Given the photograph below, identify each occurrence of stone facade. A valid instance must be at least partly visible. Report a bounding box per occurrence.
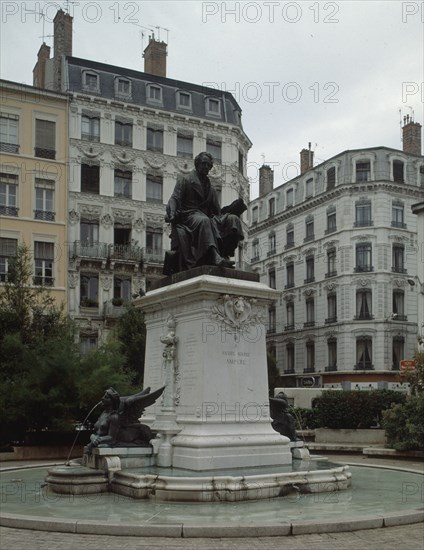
[248,145,424,388]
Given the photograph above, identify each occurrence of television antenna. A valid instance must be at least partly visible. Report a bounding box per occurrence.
[26,8,49,43]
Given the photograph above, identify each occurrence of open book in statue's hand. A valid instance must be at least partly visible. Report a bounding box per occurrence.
[221,198,247,217]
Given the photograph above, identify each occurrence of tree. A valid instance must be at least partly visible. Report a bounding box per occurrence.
[115,304,146,386]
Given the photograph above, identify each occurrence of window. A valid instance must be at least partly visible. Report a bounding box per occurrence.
[251,238,259,261]
[0,237,17,282]
[286,188,294,208]
[269,197,275,217]
[356,337,373,369]
[81,164,100,194]
[325,248,337,278]
[148,85,162,102]
[252,206,258,225]
[355,201,372,227]
[286,262,294,288]
[356,161,370,182]
[146,174,163,202]
[268,268,276,289]
[327,339,337,370]
[305,299,315,327]
[286,302,294,330]
[0,113,19,153]
[392,337,404,370]
[356,290,372,319]
[305,256,314,283]
[326,293,337,323]
[115,78,131,98]
[392,202,405,228]
[114,225,131,246]
[393,290,406,320]
[420,166,424,188]
[286,342,295,373]
[115,120,132,147]
[114,169,132,198]
[34,241,54,286]
[268,231,276,256]
[177,91,191,109]
[81,114,100,141]
[80,218,98,244]
[305,178,313,198]
[355,243,372,272]
[83,72,99,91]
[146,228,163,260]
[304,216,314,242]
[35,119,55,159]
[268,306,276,333]
[393,160,404,183]
[326,207,337,234]
[0,173,18,216]
[238,151,244,174]
[79,333,98,355]
[177,133,193,158]
[147,126,163,153]
[34,178,55,221]
[206,98,221,115]
[392,245,405,273]
[305,341,315,372]
[327,167,336,189]
[80,274,99,307]
[285,224,294,249]
[206,138,222,162]
[114,276,131,302]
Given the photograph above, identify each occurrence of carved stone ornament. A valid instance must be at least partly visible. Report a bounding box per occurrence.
[144,153,166,170]
[303,288,316,297]
[112,209,134,222]
[283,293,295,302]
[357,278,370,287]
[101,214,114,229]
[172,158,192,174]
[100,275,113,291]
[323,240,339,249]
[352,234,376,241]
[324,282,338,292]
[68,272,79,289]
[68,209,80,225]
[133,218,145,233]
[111,149,135,165]
[393,278,406,287]
[211,295,264,330]
[79,205,102,218]
[77,144,104,158]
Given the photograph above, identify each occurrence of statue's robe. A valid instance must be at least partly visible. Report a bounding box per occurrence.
[166,170,244,272]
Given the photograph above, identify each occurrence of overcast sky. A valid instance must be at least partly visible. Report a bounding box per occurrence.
[1,0,423,197]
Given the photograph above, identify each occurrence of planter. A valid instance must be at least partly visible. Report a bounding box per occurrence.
[315,428,387,445]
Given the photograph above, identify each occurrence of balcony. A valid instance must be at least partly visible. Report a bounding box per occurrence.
[324,226,337,235]
[285,282,295,289]
[392,314,408,321]
[353,313,374,320]
[267,249,276,257]
[391,266,407,274]
[34,210,55,221]
[391,221,407,229]
[35,147,56,160]
[284,242,295,250]
[304,277,315,284]
[325,317,338,324]
[325,365,337,372]
[250,255,260,263]
[354,363,374,370]
[284,324,295,331]
[354,265,374,273]
[0,142,19,154]
[144,248,165,264]
[283,368,295,374]
[304,234,315,243]
[80,297,99,308]
[115,139,132,147]
[81,132,100,142]
[325,270,338,278]
[354,220,373,227]
[104,299,128,318]
[109,244,143,262]
[0,205,19,216]
[304,321,315,328]
[71,241,109,260]
[303,367,315,373]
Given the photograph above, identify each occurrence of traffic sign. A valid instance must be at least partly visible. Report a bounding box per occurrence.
[400,360,416,375]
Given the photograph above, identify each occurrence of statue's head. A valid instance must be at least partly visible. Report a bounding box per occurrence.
[103,387,120,409]
[194,152,213,176]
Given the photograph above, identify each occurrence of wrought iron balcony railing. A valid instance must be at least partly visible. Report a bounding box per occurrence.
[34,210,55,221]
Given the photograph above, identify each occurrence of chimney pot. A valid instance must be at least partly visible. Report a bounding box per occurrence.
[300,147,314,174]
[402,119,422,155]
[143,37,167,77]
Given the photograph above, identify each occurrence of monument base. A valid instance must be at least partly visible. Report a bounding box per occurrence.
[138,272,292,471]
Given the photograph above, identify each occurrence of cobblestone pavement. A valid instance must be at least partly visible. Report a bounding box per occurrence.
[1,523,423,550]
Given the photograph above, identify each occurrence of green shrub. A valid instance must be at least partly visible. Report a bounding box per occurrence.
[382,394,424,450]
[292,407,318,430]
[311,390,406,429]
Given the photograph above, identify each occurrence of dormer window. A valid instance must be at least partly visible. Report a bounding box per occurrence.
[305,178,313,198]
[83,71,100,93]
[147,84,162,104]
[356,161,370,182]
[393,160,404,183]
[177,91,191,109]
[286,188,294,208]
[115,78,131,99]
[206,97,221,116]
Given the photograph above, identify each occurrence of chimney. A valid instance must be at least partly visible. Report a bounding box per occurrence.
[33,43,51,88]
[402,117,422,155]
[53,9,73,91]
[300,143,314,174]
[143,36,167,77]
[259,165,274,197]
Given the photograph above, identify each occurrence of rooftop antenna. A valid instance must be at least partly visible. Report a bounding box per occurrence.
[26,8,48,43]
[148,24,170,43]
[261,153,266,165]
[63,0,77,15]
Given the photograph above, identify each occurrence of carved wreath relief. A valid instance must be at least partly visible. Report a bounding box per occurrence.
[211,295,264,330]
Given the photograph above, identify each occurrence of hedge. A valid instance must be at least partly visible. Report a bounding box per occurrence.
[382,394,424,450]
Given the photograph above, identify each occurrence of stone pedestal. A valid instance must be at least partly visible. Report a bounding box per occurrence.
[137,272,292,471]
